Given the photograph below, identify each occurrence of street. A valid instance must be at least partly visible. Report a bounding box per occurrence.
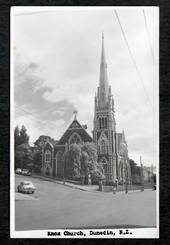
[15,174,157,231]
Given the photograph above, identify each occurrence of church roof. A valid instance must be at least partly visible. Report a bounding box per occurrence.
[34,135,56,147]
[57,119,92,145]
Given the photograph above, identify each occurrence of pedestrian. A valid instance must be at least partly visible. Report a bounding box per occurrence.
[115,179,118,190]
[125,181,128,194]
[113,181,116,194]
[99,179,103,191]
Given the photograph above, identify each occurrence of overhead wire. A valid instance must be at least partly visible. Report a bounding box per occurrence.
[114,10,154,114]
[143,9,155,64]
[15,105,57,131]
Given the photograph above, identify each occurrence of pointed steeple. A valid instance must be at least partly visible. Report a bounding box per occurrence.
[98,33,109,107]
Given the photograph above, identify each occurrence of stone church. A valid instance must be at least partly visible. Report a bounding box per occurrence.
[40,34,131,184]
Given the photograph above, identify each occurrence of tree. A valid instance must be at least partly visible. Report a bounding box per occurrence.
[14,126,21,146]
[32,147,43,173]
[15,143,33,170]
[64,142,104,184]
[14,126,21,168]
[19,125,29,145]
[14,125,32,170]
[65,143,81,179]
[129,159,141,184]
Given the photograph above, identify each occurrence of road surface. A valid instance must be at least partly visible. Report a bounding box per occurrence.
[15,174,157,230]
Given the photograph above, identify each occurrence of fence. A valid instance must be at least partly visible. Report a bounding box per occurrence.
[101,183,154,192]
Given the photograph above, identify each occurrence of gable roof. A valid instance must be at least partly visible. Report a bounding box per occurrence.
[58,119,92,145]
[34,135,56,147]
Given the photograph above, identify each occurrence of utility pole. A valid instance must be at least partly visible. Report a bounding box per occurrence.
[140,156,144,192]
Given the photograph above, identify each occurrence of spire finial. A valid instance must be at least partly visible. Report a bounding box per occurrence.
[73,110,78,120]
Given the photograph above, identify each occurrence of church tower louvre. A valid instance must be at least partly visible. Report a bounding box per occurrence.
[93,33,117,181]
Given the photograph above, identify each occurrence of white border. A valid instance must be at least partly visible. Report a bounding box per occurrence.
[10,6,159,239]
[10,6,15,235]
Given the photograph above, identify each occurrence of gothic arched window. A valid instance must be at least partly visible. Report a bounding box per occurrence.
[98,117,108,130]
[102,118,104,129]
[99,118,102,129]
[105,117,107,129]
[45,150,51,164]
[69,133,82,145]
[100,140,108,154]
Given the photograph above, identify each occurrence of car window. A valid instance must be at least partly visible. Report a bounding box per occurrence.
[24,182,32,185]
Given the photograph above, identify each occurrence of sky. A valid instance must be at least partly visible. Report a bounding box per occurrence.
[12,7,159,166]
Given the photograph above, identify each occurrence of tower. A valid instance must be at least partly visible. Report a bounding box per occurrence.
[93,33,117,181]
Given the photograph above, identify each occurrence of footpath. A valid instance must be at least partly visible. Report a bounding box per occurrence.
[15,192,38,201]
[31,174,98,192]
[31,174,153,194]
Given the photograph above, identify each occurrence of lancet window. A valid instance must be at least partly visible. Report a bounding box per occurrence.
[99,140,108,154]
[45,150,51,164]
[98,116,108,129]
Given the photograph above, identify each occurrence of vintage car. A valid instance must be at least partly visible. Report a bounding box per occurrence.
[17,181,36,194]
[22,169,31,176]
[15,168,22,174]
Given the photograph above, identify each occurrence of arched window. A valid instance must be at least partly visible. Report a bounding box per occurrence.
[102,118,104,128]
[69,133,82,145]
[99,118,102,129]
[99,140,108,154]
[45,150,51,164]
[98,117,108,129]
[105,117,107,129]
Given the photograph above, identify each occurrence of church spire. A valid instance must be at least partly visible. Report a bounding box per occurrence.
[98,33,109,107]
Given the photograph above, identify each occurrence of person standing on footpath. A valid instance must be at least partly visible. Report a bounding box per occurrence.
[113,181,117,194]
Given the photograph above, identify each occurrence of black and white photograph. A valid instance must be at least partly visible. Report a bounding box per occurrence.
[10,6,159,238]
